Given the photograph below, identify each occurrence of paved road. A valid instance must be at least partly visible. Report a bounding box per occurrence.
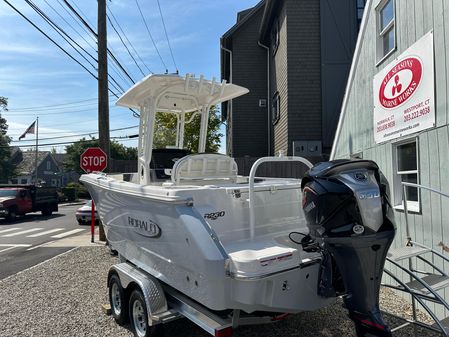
[0,204,91,279]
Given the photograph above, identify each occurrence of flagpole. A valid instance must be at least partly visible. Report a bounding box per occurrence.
[35,117,38,185]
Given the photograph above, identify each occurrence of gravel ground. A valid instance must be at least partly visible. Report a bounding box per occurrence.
[0,246,442,337]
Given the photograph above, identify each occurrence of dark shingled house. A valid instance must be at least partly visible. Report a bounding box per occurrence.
[221,0,365,159]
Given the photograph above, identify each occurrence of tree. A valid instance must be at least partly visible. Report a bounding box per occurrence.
[64,138,138,175]
[0,97,15,183]
[153,105,223,153]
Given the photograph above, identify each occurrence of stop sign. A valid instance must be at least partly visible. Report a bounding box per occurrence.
[80,147,108,173]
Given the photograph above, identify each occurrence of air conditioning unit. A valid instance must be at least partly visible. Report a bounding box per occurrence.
[293,140,322,157]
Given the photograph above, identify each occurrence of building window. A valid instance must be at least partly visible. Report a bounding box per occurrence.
[21,179,28,184]
[46,161,51,170]
[271,20,279,55]
[271,92,280,125]
[11,179,18,184]
[376,0,395,62]
[394,140,419,212]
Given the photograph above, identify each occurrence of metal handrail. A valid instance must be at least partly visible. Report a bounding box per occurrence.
[382,268,449,336]
[247,156,313,240]
[401,182,449,242]
[393,182,449,335]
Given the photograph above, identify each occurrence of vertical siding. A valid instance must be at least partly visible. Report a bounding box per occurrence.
[286,0,322,155]
[319,0,358,152]
[272,3,289,155]
[228,7,269,157]
[333,0,449,318]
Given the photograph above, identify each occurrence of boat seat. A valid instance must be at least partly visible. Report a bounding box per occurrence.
[171,153,238,184]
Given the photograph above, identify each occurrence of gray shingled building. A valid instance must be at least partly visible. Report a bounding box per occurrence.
[221,0,365,159]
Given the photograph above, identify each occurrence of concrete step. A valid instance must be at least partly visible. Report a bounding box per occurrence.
[387,245,431,261]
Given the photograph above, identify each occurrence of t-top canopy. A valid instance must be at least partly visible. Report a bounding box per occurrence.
[116,73,249,112]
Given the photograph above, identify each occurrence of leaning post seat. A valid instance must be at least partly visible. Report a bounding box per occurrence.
[171,153,238,184]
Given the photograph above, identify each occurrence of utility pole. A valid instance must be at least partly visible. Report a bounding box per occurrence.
[97,0,108,241]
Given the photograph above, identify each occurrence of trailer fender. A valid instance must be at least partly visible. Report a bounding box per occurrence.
[109,263,168,325]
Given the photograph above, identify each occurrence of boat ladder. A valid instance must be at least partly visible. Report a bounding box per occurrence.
[382,182,449,336]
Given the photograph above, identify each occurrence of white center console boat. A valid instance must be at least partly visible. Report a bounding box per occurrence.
[80,74,396,337]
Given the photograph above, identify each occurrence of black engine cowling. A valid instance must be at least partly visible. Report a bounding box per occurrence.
[301,159,396,337]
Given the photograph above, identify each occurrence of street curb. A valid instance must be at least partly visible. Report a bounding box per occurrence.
[59,201,86,207]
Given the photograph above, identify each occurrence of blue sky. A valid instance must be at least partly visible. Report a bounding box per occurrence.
[0,0,259,152]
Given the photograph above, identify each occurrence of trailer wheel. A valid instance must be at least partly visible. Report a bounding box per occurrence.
[108,274,128,325]
[129,289,164,337]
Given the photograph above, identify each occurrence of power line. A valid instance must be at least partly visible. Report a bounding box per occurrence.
[56,0,96,43]
[3,0,98,80]
[10,125,138,142]
[62,0,96,37]
[44,0,97,55]
[4,134,138,149]
[108,50,136,84]
[107,4,153,74]
[23,0,130,100]
[135,0,168,72]
[156,0,178,73]
[4,105,119,117]
[62,0,136,84]
[71,1,95,30]
[106,13,146,77]
[8,97,102,111]
[25,0,98,68]
[5,0,137,122]
[8,124,138,138]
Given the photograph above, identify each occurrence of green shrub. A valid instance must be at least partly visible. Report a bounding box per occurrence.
[62,187,77,202]
[57,191,68,203]
[66,182,89,199]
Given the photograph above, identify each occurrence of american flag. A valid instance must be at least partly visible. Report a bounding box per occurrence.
[18,121,36,140]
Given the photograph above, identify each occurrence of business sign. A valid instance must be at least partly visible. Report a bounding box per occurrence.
[373,31,435,143]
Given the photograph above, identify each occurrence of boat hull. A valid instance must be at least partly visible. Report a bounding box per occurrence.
[81,174,333,313]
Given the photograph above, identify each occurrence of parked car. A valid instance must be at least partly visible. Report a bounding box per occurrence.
[0,184,58,220]
[75,200,99,225]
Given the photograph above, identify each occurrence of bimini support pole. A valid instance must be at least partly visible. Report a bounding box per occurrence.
[140,97,157,185]
[178,110,186,149]
[198,105,210,153]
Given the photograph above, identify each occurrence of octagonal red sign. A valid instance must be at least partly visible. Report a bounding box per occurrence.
[80,147,107,173]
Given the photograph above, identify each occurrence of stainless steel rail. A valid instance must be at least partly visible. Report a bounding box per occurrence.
[247,156,313,240]
[383,182,449,336]
[402,181,449,243]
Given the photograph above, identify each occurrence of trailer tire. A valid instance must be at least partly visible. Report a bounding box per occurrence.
[129,289,164,337]
[108,274,128,325]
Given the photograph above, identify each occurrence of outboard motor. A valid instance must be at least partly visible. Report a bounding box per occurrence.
[301,160,395,337]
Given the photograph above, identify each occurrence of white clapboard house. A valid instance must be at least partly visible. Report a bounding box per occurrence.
[331,0,449,332]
